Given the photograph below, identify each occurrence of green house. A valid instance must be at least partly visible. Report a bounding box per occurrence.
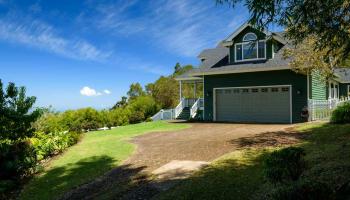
[175,22,350,123]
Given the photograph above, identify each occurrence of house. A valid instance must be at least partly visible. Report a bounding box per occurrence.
[175,22,350,123]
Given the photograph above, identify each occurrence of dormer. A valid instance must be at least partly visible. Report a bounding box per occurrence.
[222,23,286,65]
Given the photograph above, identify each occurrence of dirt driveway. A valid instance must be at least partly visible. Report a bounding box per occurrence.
[62,122,298,200]
[125,122,294,172]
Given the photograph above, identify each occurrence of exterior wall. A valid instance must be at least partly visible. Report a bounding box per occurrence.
[203,70,308,123]
[228,26,274,64]
[310,72,327,100]
[340,83,350,98]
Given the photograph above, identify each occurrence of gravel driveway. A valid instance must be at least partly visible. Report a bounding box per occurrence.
[62,122,296,200]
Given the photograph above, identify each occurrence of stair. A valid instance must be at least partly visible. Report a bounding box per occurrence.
[176,107,191,120]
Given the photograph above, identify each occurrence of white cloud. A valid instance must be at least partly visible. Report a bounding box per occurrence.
[90,0,249,57]
[0,14,111,61]
[104,89,111,94]
[80,86,102,97]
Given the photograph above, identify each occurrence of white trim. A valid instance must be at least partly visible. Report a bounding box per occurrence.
[243,32,257,41]
[234,40,267,62]
[213,85,293,124]
[224,22,271,42]
[191,66,290,76]
[175,77,203,81]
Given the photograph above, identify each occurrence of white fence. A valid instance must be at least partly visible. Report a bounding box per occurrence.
[151,109,175,121]
[308,98,350,121]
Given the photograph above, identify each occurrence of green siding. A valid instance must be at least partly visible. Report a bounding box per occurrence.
[310,72,327,100]
[340,83,350,98]
[203,70,308,123]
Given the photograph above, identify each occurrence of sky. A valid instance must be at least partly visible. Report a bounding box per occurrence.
[0,0,279,111]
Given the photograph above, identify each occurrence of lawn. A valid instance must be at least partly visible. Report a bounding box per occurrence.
[20,121,190,200]
[156,122,350,200]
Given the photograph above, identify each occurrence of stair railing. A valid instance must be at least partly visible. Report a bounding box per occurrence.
[174,98,185,119]
[190,98,200,118]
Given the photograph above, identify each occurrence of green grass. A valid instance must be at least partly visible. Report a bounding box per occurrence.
[20,121,189,200]
[156,122,350,200]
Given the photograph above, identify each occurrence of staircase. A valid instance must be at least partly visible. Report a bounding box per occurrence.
[176,107,190,120]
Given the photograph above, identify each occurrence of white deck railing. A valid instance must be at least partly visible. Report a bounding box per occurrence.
[151,109,175,121]
[190,98,200,118]
[174,98,185,119]
[308,97,350,121]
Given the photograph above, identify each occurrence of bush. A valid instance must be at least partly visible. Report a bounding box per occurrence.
[0,140,37,180]
[129,111,145,124]
[30,131,80,161]
[264,147,306,184]
[331,102,350,124]
[267,179,333,200]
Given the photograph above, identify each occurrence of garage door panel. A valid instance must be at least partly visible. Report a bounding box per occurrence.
[215,86,291,123]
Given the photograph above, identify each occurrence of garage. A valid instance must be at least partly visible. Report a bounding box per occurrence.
[214,86,292,123]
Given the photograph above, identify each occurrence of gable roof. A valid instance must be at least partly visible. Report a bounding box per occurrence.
[175,23,290,80]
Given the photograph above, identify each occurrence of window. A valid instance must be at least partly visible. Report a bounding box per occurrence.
[243,42,257,59]
[271,88,279,92]
[224,89,231,94]
[243,33,257,41]
[282,87,289,92]
[252,88,259,93]
[233,89,240,93]
[242,89,249,93]
[261,88,268,92]
[235,33,266,62]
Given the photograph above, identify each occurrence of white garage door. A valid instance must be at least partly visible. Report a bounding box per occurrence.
[214,86,291,123]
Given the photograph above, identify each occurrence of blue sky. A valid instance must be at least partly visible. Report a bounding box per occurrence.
[0,0,271,110]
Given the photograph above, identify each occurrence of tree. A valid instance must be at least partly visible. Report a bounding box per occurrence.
[112,96,128,109]
[174,62,181,74]
[127,83,145,100]
[146,76,179,108]
[216,0,350,65]
[0,80,40,179]
[283,36,335,78]
[0,80,40,141]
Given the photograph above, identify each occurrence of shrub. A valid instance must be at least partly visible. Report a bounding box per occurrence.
[0,140,37,180]
[267,179,333,200]
[331,102,350,124]
[129,111,145,124]
[30,131,80,161]
[264,147,306,184]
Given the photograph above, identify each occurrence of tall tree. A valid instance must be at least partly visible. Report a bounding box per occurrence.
[216,0,350,65]
[127,83,145,100]
[112,96,128,109]
[174,62,181,74]
[0,80,40,141]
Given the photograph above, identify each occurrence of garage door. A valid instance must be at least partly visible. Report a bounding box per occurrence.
[215,86,291,123]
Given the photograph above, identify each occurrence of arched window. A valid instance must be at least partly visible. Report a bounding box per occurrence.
[243,33,257,41]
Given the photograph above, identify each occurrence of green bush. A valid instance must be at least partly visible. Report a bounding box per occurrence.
[30,131,80,161]
[0,140,37,180]
[264,147,306,184]
[331,102,350,124]
[267,179,333,200]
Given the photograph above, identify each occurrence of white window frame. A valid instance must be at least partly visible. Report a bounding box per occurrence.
[328,80,339,99]
[243,33,257,41]
[235,40,267,62]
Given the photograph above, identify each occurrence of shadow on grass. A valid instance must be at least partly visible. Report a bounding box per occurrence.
[156,123,350,200]
[22,156,116,200]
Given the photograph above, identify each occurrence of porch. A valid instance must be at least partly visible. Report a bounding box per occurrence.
[151,78,204,121]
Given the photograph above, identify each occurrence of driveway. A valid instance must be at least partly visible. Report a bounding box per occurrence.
[62,122,297,200]
[125,122,293,172]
